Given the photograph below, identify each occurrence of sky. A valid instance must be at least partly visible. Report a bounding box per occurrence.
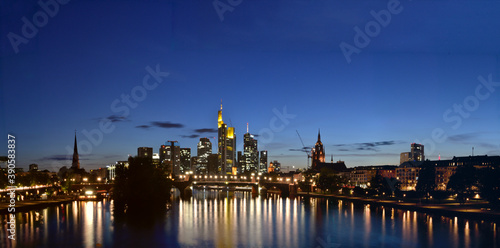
[1,0,500,171]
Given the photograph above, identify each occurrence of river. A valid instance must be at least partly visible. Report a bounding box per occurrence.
[1,189,498,247]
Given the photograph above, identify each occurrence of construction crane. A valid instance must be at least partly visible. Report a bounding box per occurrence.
[296,130,312,169]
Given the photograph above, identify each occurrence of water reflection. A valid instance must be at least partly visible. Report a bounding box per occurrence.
[0,191,499,247]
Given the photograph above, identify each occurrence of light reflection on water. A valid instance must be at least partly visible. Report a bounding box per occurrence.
[0,190,498,247]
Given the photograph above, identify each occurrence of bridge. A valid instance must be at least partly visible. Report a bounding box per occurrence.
[172,175,299,197]
[0,185,60,201]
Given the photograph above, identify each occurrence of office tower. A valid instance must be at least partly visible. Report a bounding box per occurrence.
[269,160,281,173]
[160,142,180,174]
[243,123,259,173]
[411,143,424,161]
[207,154,219,174]
[400,152,411,164]
[72,132,80,169]
[180,148,191,173]
[311,130,325,169]
[217,102,236,175]
[197,137,212,174]
[238,151,244,173]
[259,150,268,174]
[137,147,153,160]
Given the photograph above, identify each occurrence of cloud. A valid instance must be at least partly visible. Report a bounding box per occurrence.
[40,155,89,161]
[106,115,128,123]
[181,134,199,139]
[194,128,218,133]
[136,125,151,129]
[448,133,478,142]
[333,140,400,152]
[151,121,184,128]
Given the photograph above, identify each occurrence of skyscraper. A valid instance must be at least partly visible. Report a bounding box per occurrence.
[217,102,236,175]
[137,147,153,159]
[311,129,325,170]
[180,148,191,173]
[160,142,180,174]
[411,143,424,161]
[243,123,259,173]
[72,132,80,169]
[400,152,411,164]
[197,137,212,174]
[259,150,268,174]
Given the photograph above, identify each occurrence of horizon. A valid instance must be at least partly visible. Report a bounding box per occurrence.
[1,0,500,171]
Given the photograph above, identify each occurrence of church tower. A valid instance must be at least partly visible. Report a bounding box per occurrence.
[72,132,80,169]
[311,129,325,169]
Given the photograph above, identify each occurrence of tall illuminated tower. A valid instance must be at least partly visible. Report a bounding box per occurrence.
[218,102,227,174]
[243,123,258,173]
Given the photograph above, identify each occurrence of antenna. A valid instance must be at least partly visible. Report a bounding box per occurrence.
[472,147,474,156]
[247,122,249,133]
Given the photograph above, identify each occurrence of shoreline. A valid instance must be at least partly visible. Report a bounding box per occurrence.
[297,192,500,222]
[0,196,75,214]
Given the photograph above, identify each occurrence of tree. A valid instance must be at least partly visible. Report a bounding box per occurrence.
[369,174,400,196]
[298,169,314,193]
[113,156,172,216]
[447,165,477,204]
[416,163,436,199]
[315,168,344,194]
[477,167,500,209]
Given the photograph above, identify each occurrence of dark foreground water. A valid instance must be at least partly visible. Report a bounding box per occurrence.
[1,189,498,247]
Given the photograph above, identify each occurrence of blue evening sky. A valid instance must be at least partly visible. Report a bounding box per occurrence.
[1,0,500,171]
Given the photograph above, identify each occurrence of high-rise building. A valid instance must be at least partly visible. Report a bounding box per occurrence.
[227,127,236,174]
[160,142,180,174]
[197,137,212,174]
[217,102,236,175]
[269,160,281,173]
[180,148,191,173]
[400,152,411,164]
[411,143,424,161]
[207,154,219,174]
[243,124,259,173]
[138,147,153,160]
[311,130,325,170]
[72,132,80,169]
[238,151,244,174]
[259,150,268,174]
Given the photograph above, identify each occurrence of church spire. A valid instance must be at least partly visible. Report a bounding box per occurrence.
[72,131,80,169]
[317,129,321,142]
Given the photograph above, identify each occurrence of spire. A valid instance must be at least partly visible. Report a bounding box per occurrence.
[317,129,321,142]
[72,131,80,169]
[247,122,249,133]
[218,101,224,128]
[331,154,333,162]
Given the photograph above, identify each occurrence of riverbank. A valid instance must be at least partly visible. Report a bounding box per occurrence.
[0,196,75,214]
[298,192,500,222]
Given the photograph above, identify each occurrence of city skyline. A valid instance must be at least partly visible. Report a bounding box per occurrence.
[2,1,500,171]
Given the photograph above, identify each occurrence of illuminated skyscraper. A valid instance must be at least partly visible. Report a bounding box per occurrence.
[180,148,191,173]
[160,142,180,174]
[243,123,258,173]
[197,137,212,174]
[259,150,268,174]
[411,143,424,161]
[217,102,236,175]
